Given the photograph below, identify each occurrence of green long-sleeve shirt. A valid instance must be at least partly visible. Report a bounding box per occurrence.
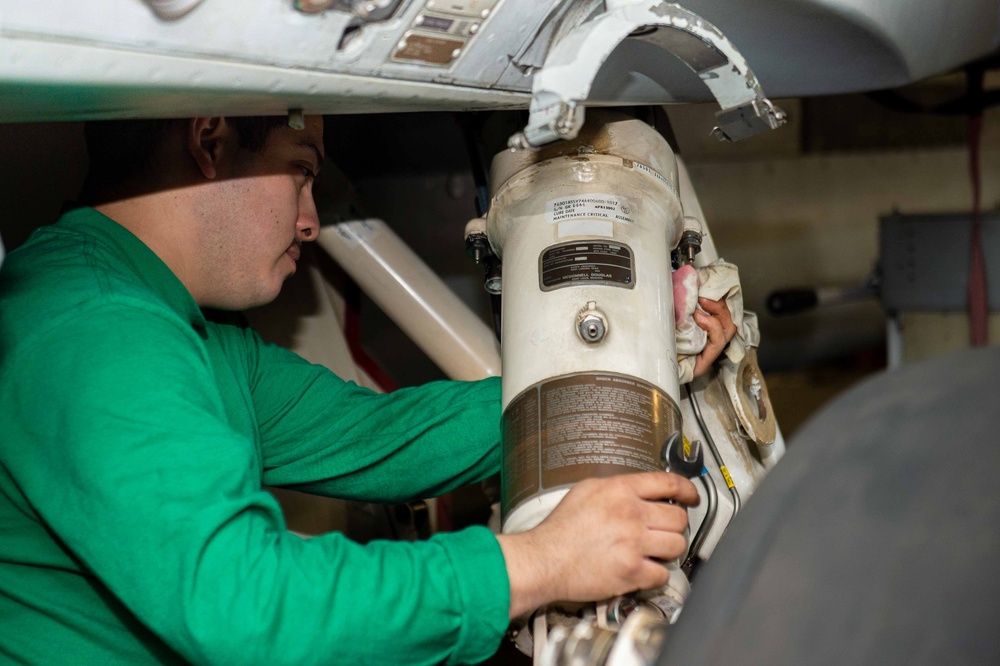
[0,207,509,665]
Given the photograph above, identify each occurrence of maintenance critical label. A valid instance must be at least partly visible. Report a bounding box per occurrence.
[501,372,682,521]
[539,241,635,291]
[545,194,636,225]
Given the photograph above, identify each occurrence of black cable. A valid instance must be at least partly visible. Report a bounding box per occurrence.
[489,293,502,343]
[683,471,719,578]
[456,112,492,217]
[686,384,741,516]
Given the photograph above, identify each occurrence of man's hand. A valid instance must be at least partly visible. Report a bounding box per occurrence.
[692,297,737,378]
[496,472,700,619]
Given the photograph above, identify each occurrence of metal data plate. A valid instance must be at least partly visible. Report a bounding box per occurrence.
[393,31,466,66]
[879,213,1000,312]
[539,241,636,292]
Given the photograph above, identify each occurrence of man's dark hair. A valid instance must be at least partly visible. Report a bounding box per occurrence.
[82,116,289,192]
[228,116,290,153]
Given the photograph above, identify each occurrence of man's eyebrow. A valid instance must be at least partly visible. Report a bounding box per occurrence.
[296,139,325,171]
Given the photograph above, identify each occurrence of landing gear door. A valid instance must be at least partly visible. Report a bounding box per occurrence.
[509,0,787,150]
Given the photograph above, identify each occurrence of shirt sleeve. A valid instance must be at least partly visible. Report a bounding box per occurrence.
[1,302,510,666]
[244,327,502,501]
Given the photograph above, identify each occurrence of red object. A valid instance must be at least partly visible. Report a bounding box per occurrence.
[343,282,399,393]
[435,492,454,533]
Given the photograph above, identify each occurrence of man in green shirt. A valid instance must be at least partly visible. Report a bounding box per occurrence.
[0,114,699,664]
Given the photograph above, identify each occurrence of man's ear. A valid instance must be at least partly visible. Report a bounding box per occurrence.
[186,117,229,180]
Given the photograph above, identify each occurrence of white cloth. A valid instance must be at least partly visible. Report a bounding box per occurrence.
[674,260,759,384]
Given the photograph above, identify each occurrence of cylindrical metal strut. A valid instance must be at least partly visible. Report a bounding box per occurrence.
[488,111,686,534]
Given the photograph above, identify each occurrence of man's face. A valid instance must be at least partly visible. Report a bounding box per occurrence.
[196,115,324,310]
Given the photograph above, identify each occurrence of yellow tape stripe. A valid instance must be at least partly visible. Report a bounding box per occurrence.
[720,466,735,489]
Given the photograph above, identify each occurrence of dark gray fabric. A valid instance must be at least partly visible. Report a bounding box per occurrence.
[660,347,1000,666]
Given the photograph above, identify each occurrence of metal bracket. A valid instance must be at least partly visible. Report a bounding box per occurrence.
[508,0,786,149]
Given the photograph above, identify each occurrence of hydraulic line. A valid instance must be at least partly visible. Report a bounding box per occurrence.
[686,383,742,517]
[683,470,718,574]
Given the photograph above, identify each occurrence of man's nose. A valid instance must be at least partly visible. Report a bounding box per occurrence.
[296,187,321,242]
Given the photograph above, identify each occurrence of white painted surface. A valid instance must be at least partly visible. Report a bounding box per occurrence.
[490,118,685,533]
[316,218,502,381]
[489,150,682,408]
[1,0,997,120]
